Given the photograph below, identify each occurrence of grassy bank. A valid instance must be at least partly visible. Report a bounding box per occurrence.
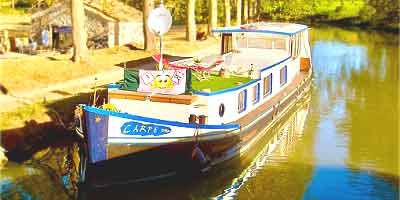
[0,90,94,130]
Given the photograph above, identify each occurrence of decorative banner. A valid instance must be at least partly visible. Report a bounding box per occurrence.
[120,121,171,136]
[138,69,186,95]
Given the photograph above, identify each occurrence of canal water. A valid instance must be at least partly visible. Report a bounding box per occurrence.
[0,26,398,200]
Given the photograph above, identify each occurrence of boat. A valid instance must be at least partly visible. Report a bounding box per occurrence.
[75,21,313,185]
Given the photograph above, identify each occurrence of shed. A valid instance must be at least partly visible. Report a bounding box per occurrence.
[31,0,144,49]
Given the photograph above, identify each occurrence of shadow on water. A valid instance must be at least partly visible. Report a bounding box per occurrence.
[0,89,109,199]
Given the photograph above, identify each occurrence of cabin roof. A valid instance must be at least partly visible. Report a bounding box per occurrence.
[212,22,308,36]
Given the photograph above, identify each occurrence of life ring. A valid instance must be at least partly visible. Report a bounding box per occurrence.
[219,103,225,117]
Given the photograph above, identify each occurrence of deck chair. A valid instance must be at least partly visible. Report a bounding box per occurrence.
[190,55,223,81]
[152,54,223,81]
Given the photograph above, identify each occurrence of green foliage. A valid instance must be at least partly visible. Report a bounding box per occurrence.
[259,0,398,30]
[1,0,397,31]
[0,0,58,10]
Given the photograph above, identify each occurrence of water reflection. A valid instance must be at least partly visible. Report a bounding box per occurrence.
[236,27,398,200]
[215,96,311,199]
[0,143,81,200]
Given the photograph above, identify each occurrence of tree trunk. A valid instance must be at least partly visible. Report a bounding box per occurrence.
[236,0,241,25]
[186,0,196,42]
[143,0,156,51]
[248,0,252,22]
[208,0,218,36]
[242,0,248,23]
[11,0,14,9]
[71,0,87,62]
[256,0,260,21]
[224,0,231,26]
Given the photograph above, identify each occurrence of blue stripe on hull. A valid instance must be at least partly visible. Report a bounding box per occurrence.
[83,106,240,130]
[85,111,109,163]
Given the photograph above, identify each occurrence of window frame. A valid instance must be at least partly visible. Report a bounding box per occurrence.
[263,73,273,97]
[252,83,260,104]
[238,89,247,113]
[221,33,233,54]
[280,65,287,86]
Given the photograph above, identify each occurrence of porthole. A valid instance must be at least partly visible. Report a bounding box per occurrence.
[219,103,225,117]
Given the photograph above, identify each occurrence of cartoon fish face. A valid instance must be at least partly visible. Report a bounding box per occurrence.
[151,74,174,89]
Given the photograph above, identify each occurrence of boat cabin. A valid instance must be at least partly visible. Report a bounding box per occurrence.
[106,22,312,127]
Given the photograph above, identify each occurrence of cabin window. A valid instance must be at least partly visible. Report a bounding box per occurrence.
[238,90,247,113]
[290,33,302,59]
[252,83,260,104]
[246,37,286,50]
[280,65,287,86]
[263,74,272,97]
[274,39,286,50]
[221,33,233,54]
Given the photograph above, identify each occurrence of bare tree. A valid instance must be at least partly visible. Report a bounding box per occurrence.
[143,0,156,50]
[186,0,196,42]
[71,0,88,62]
[236,0,241,25]
[224,0,231,26]
[208,0,217,36]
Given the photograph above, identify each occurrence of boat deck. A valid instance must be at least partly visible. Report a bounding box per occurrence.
[171,49,290,75]
[226,48,289,71]
[234,70,310,127]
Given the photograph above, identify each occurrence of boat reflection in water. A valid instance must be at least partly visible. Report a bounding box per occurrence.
[214,94,311,199]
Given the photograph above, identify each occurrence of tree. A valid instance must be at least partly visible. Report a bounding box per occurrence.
[242,0,248,23]
[71,0,87,62]
[143,0,156,50]
[255,0,261,21]
[249,0,257,21]
[186,0,196,41]
[224,0,231,26]
[208,0,217,36]
[236,0,241,25]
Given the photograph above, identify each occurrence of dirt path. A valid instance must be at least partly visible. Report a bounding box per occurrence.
[0,45,219,113]
[0,68,124,112]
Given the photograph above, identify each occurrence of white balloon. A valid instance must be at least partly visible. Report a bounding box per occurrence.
[148,6,172,36]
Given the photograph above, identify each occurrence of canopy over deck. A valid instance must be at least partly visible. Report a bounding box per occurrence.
[212,22,308,36]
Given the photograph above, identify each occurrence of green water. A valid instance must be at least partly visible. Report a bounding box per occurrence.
[235,26,399,200]
[0,26,398,200]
